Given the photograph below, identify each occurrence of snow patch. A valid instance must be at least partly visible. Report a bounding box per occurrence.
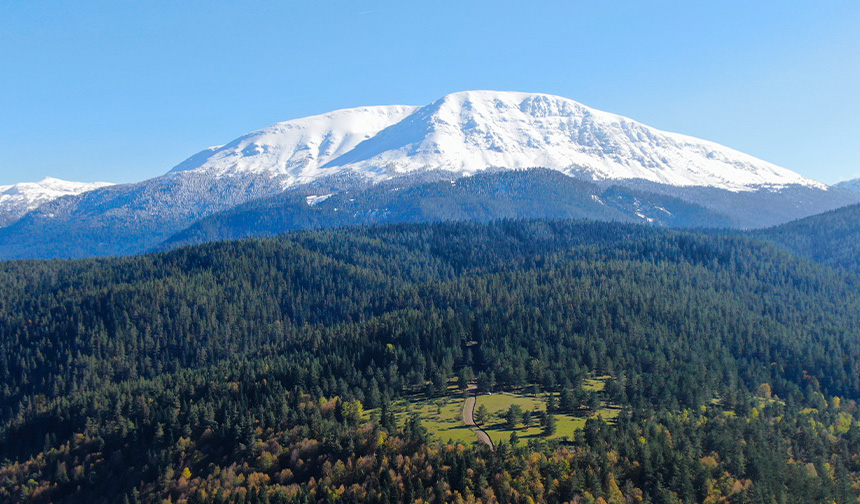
[635,211,655,223]
[306,194,333,206]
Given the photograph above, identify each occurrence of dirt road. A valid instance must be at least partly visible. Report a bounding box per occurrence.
[462,388,494,449]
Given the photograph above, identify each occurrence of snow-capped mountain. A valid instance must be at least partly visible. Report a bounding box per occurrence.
[1,90,855,260]
[0,177,113,226]
[168,105,418,184]
[171,90,823,192]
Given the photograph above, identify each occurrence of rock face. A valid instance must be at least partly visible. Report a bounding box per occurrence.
[0,90,853,260]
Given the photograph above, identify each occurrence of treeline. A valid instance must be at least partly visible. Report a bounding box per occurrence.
[2,219,860,502]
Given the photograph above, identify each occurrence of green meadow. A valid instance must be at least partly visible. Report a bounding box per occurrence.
[377,377,618,447]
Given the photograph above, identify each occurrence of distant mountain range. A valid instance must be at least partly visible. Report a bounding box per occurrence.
[1,90,858,259]
[834,178,860,192]
[0,177,113,227]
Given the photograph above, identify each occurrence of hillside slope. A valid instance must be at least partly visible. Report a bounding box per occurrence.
[159,169,735,250]
[3,219,860,502]
[752,203,860,272]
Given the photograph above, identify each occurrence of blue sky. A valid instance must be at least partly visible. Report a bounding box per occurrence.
[1,1,858,186]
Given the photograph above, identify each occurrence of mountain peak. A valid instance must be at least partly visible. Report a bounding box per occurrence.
[0,91,849,259]
[168,90,824,192]
[167,105,419,185]
[1,177,114,197]
[0,177,114,226]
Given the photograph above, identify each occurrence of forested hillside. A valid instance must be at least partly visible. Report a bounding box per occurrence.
[753,203,860,273]
[158,170,735,251]
[2,219,860,503]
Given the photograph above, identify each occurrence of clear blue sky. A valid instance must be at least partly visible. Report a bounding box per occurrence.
[1,1,858,186]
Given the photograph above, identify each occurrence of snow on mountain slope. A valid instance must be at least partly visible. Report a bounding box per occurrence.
[0,177,113,226]
[168,105,419,185]
[170,91,824,192]
[0,90,839,260]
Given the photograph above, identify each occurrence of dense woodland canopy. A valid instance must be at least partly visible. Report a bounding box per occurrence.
[2,218,860,503]
[753,203,860,274]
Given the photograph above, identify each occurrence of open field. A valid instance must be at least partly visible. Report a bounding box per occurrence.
[370,376,619,447]
[584,375,611,392]
[388,394,476,444]
[476,391,619,446]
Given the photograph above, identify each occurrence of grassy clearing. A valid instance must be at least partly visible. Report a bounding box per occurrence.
[476,377,619,446]
[476,392,618,446]
[383,394,476,445]
[369,376,619,446]
[584,375,611,392]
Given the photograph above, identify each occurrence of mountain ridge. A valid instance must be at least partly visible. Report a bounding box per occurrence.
[0,177,113,227]
[166,105,419,183]
[834,178,860,192]
[0,90,854,259]
[753,203,860,273]
[156,169,739,252]
[164,90,825,192]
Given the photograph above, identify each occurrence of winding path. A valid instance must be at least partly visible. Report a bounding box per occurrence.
[462,386,494,450]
